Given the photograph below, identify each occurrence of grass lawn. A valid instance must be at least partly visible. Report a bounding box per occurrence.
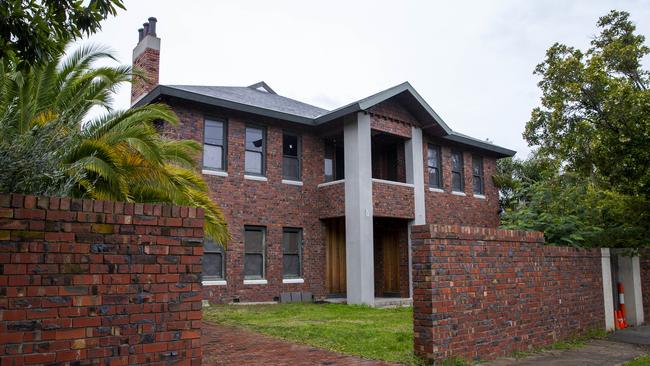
[203,303,418,365]
[625,355,650,366]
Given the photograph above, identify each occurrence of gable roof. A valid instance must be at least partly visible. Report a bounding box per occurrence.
[133,81,516,157]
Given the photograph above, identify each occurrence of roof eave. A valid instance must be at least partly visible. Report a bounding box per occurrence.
[443,133,516,158]
[133,85,316,125]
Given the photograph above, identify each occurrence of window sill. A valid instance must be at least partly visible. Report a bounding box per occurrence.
[243,279,268,285]
[282,179,303,186]
[429,187,444,193]
[282,278,304,284]
[474,194,486,199]
[202,169,228,177]
[371,178,414,188]
[203,280,227,286]
[244,175,268,182]
[317,179,344,188]
[452,191,466,196]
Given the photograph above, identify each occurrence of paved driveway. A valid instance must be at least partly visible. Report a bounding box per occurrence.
[201,322,399,366]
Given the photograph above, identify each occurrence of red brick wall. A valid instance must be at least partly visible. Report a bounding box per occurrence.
[369,100,417,138]
[131,48,159,104]
[164,103,326,303]
[641,252,650,321]
[0,193,203,366]
[318,182,345,219]
[372,181,414,219]
[423,141,500,227]
[412,224,605,363]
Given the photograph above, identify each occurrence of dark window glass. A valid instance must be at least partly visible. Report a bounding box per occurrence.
[282,228,302,278]
[451,151,464,192]
[203,119,226,170]
[244,226,265,279]
[427,145,442,188]
[283,133,301,180]
[324,139,344,182]
[472,156,484,195]
[245,126,264,175]
[203,240,225,280]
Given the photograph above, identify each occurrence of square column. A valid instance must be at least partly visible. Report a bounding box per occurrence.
[405,126,426,299]
[344,112,374,305]
[601,248,615,331]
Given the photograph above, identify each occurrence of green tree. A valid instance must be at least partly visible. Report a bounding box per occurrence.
[499,10,650,249]
[0,44,229,243]
[0,0,124,67]
[524,10,650,197]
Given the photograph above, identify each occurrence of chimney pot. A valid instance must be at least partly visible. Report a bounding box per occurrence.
[148,17,157,36]
[143,22,150,36]
[138,28,144,42]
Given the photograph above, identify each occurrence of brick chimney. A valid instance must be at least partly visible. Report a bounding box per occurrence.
[131,17,160,104]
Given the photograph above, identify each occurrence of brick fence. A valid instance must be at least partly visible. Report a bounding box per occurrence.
[411,224,605,363]
[0,194,204,365]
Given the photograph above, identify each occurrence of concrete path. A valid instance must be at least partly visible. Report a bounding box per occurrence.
[478,340,647,366]
[201,321,398,366]
[609,325,650,346]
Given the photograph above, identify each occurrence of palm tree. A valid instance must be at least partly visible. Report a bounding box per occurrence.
[0,44,229,243]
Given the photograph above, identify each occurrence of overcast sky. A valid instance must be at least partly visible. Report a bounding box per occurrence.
[78,0,650,158]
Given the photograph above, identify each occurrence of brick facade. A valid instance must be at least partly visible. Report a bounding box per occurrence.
[0,194,203,366]
[159,98,504,303]
[163,102,327,303]
[423,141,500,227]
[411,224,605,363]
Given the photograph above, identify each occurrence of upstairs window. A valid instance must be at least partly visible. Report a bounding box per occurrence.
[282,228,302,279]
[244,226,265,279]
[451,151,464,192]
[203,240,225,281]
[427,145,442,188]
[283,133,301,181]
[245,126,265,175]
[324,138,344,182]
[203,119,226,171]
[472,156,484,195]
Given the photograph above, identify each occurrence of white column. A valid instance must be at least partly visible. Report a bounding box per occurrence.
[618,254,645,326]
[405,126,426,299]
[344,112,374,305]
[601,248,615,331]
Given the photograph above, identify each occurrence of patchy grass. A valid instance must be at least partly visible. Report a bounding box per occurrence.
[203,303,422,365]
[510,328,609,359]
[624,354,650,366]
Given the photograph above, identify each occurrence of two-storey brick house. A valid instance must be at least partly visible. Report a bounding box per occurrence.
[131,19,515,305]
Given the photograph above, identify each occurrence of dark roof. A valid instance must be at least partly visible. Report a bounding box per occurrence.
[133,81,515,157]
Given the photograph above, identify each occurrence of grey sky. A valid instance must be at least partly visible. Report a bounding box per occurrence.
[79,0,650,157]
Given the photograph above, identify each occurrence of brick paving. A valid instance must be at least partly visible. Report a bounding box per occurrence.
[201,321,399,366]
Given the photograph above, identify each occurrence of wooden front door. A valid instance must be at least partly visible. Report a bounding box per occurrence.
[325,218,346,296]
[381,227,400,296]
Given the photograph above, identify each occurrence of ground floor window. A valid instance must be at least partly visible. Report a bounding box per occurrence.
[282,228,302,278]
[203,240,225,280]
[244,226,266,279]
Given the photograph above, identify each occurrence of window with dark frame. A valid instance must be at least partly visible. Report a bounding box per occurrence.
[451,151,464,192]
[324,139,344,182]
[245,126,265,175]
[203,119,226,171]
[282,228,302,279]
[202,240,225,280]
[283,133,301,181]
[244,226,265,279]
[472,155,484,195]
[427,144,442,188]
